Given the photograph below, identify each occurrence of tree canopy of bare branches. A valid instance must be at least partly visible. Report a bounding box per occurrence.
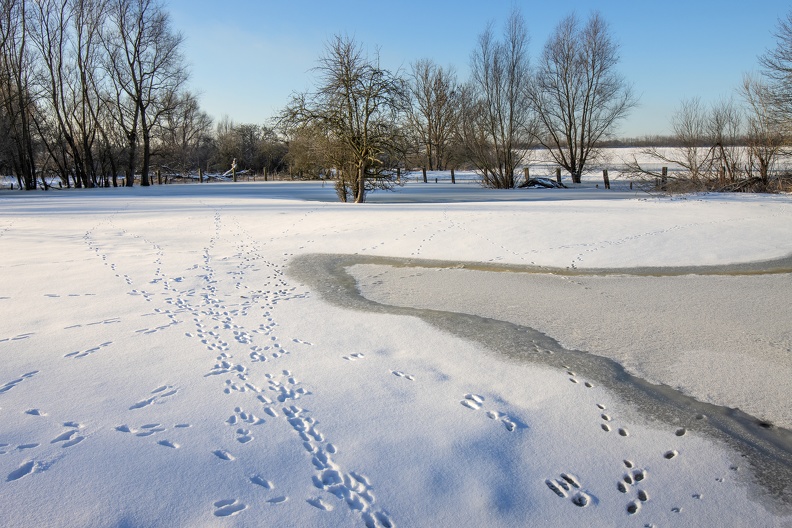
[529,12,636,183]
[280,35,408,202]
[458,10,534,188]
[0,0,39,190]
[741,75,784,183]
[406,59,459,171]
[760,11,792,124]
[103,0,187,186]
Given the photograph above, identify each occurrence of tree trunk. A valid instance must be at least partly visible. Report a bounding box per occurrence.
[140,132,151,186]
[125,134,136,187]
[355,166,365,203]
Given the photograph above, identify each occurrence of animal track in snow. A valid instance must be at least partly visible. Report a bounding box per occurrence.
[213,499,246,517]
[545,473,590,507]
[460,393,484,410]
[564,366,594,388]
[64,341,113,359]
[307,496,334,511]
[50,428,86,448]
[281,405,394,526]
[0,371,39,394]
[212,449,235,461]
[461,394,518,432]
[235,428,253,444]
[265,372,309,403]
[226,407,266,426]
[6,460,37,482]
[64,317,120,330]
[618,460,650,513]
[0,332,34,343]
[342,353,365,361]
[391,370,415,381]
[129,385,179,410]
[250,475,273,489]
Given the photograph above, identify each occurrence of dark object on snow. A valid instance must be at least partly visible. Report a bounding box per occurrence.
[520,177,568,189]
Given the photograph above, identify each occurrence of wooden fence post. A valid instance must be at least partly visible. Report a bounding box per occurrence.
[397,167,401,184]
[524,167,529,183]
[603,169,610,189]
[451,168,455,184]
[556,168,561,185]
[199,167,204,183]
[422,167,427,183]
[156,169,161,185]
[661,166,668,190]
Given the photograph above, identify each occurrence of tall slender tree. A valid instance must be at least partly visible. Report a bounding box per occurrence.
[407,59,459,171]
[103,0,186,186]
[0,0,39,190]
[459,10,534,188]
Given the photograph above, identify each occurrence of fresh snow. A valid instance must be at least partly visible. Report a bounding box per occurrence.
[0,180,790,527]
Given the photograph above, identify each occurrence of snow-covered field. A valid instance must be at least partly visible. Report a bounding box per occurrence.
[0,180,791,527]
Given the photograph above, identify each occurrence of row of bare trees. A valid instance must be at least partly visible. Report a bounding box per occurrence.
[0,0,211,189]
[5,5,633,198]
[279,10,635,201]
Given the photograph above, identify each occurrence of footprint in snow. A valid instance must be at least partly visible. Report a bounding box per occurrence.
[212,449,235,461]
[7,461,37,482]
[213,499,246,517]
[307,497,334,511]
[250,475,273,489]
[461,393,484,410]
[545,473,590,507]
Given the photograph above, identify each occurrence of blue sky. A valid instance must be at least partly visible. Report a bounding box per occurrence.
[167,0,791,137]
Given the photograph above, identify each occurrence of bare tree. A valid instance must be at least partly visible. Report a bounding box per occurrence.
[103,0,186,186]
[0,0,39,190]
[29,0,107,188]
[154,90,213,176]
[407,59,459,171]
[741,75,784,184]
[626,98,716,187]
[707,97,744,183]
[759,10,792,123]
[280,35,407,202]
[459,10,534,188]
[529,12,636,183]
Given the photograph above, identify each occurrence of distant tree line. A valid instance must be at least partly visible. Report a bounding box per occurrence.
[5,3,791,198]
[0,0,288,190]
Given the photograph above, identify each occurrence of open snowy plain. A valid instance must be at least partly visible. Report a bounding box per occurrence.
[0,178,791,527]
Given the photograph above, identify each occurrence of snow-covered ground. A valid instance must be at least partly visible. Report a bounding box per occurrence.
[0,181,790,527]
